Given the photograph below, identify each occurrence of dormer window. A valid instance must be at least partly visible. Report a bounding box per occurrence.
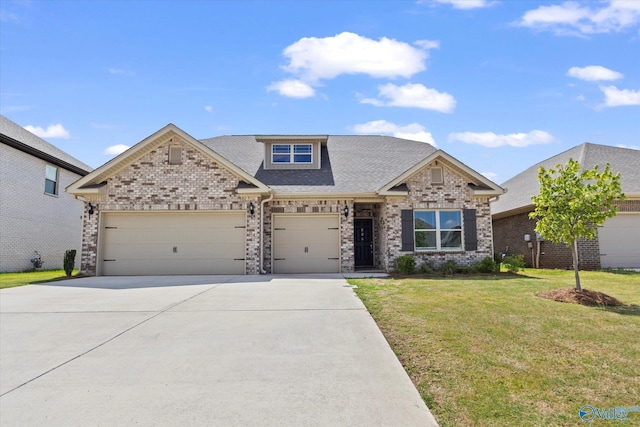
[272,144,312,164]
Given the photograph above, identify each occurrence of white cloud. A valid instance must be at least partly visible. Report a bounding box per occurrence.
[567,65,623,81]
[104,144,130,155]
[351,120,437,146]
[108,67,134,76]
[414,39,440,50]
[267,79,315,98]
[204,105,214,113]
[281,32,428,83]
[428,0,494,10]
[617,144,640,150]
[517,1,640,35]
[448,130,554,147]
[23,123,70,139]
[481,171,498,181]
[361,83,456,113]
[600,85,640,107]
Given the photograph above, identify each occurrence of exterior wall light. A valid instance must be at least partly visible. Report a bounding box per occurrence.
[88,202,94,216]
[249,202,255,216]
[344,205,349,218]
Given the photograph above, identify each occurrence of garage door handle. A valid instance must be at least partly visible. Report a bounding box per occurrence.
[327,227,339,230]
[274,258,285,261]
[328,257,339,260]
[274,228,286,230]
[105,226,117,229]
[234,258,245,261]
[103,259,116,262]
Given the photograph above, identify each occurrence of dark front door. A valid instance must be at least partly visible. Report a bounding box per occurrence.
[354,218,374,267]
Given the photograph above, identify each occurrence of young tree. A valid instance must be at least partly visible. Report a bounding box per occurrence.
[529,159,624,291]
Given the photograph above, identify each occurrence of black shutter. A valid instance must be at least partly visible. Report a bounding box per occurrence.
[463,209,477,251]
[401,210,414,251]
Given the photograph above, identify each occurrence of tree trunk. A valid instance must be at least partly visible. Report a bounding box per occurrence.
[572,239,582,292]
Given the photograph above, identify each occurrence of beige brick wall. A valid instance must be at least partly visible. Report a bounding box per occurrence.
[1,143,84,272]
[384,161,494,271]
[79,135,260,275]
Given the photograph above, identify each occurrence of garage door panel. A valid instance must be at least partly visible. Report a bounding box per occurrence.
[599,214,640,269]
[272,215,340,274]
[101,212,245,275]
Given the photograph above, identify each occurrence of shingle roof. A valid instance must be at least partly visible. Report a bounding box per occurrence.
[200,135,439,194]
[0,115,92,173]
[491,143,640,217]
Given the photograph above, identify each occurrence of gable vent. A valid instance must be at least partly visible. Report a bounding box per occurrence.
[168,146,182,165]
[431,167,443,184]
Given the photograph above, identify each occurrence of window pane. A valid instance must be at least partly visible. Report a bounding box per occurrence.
[294,145,312,154]
[293,154,312,163]
[272,154,290,163]
[441,231,462,249]
[45,179,57,195]
[414,211,436,230]
[45,165,57,181]
[272,145,290,154]
[440,211,462,230]
[415,231,436,249]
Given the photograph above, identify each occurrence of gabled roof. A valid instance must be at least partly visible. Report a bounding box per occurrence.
[202,135,470,196]
[491,143,640,218]
[0,115,92,175]
[66,124,270,197]
[378,149,504,197]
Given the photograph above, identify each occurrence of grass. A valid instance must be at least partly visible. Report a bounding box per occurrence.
[349,269,640,427]
[0,269,79,289]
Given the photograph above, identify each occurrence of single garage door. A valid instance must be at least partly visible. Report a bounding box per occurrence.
[598,214,640,269]
[272,215,340,274]
[100,212,246,275]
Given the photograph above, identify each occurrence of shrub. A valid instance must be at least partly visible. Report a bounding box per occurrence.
[63,249,76,277]
[395,255,416,274]
[439,260,458,275]
[476,256,500,274]
[419,260,435,274]
[502,254,525,273]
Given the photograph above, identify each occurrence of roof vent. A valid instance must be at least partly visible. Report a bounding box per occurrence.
[431,167,443,184]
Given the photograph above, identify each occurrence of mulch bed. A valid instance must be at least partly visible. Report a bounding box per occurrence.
[537,288,623,306]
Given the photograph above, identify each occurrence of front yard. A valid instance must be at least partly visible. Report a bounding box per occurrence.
[0,270,78,289]
[349,269,640,427]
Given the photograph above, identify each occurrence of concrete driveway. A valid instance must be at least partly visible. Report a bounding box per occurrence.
[0,275,438,426]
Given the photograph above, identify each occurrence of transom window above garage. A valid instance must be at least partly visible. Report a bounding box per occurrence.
[272,144,312,164]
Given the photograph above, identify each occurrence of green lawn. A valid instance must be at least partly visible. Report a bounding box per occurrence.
[0,269,79,289]
[349,269,640,427]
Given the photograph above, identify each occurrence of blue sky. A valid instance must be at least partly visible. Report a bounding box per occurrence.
[1,0,639,183]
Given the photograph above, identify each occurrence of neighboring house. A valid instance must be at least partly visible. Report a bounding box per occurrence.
[492,143,640,270]
[0,115,92,272]
[66,124,504,276]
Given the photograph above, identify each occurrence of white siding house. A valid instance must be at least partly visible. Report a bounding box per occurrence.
[0,115,92,272]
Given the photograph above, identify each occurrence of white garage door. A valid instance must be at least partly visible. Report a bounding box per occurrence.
[272,215,340,274]
[100,212,246,275]
[599,214,640,269]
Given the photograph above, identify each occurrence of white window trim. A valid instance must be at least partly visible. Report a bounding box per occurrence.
[271,143,313,164]
[414,209,463,251]
[44,164,58,196]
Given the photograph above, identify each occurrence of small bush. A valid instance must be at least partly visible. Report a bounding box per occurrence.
[439,260,458,275]
[63,249,76,277]
[503,254,525,273]
[396,255,416,274]
[419,261,435,274]
[476,256,500,274]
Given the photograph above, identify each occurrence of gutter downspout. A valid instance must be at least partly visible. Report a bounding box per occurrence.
[260,191,274,274]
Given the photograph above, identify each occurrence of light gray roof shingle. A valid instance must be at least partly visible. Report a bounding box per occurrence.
[200,135,438,194]
[491,142,640,217]
[0,115,92,173]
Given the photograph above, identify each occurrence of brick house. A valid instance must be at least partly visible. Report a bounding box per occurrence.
[0,115,92,272]
[66,124,504,276]
[491,143,640,270]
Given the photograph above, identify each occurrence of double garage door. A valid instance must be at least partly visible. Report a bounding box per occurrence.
[598,214,640,269]
[100,212,246,275]
[272,215,340,274]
